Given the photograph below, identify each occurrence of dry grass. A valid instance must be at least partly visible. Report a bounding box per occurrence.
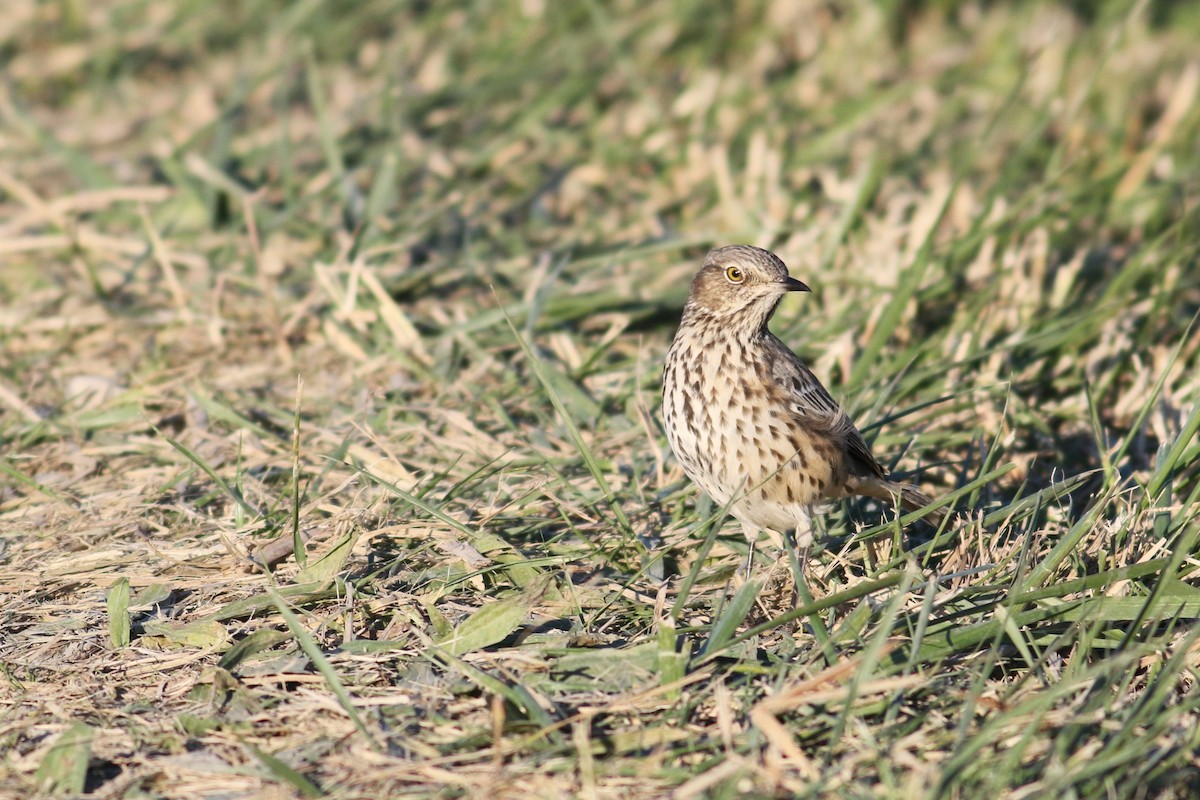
[3,1,1200,797]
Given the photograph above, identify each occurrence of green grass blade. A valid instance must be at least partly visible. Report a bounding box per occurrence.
[502,307,635,540]
[269,588,380,752]
[700,579,760,657]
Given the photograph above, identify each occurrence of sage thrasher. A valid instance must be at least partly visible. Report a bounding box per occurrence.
[662,244,946,548]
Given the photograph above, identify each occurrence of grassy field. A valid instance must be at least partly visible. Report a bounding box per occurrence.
[3,0,1200,797]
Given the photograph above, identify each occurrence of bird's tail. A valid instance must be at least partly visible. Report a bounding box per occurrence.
[848,476,949,526]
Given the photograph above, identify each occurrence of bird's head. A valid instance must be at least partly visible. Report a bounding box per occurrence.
[683,245,810,332]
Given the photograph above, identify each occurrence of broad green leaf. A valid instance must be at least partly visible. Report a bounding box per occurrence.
[423,602,453,640]
[176,714,222,738]
[437,594,530,657]
[296,530,359,586]
[132,583,173,608]
[218,629,294,671]
[142,619,230,649]
[107,578,130,648]
[35,721,92,796]
[436,578,550,657]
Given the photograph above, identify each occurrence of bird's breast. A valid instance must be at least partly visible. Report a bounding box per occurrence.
[664,332,770,494]
[663,328,839,514]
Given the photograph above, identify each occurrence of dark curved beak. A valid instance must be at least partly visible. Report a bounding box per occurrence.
[781,276,810,293]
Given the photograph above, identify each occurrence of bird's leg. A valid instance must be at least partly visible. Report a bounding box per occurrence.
[806,506,825,546]
[796,540,812,570]
[738,521,760,580]
[783,528,812,606]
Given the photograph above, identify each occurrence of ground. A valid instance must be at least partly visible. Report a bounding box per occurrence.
[2,1,1200,798]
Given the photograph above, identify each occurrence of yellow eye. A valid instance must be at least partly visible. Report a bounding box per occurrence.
[725,266,744,284]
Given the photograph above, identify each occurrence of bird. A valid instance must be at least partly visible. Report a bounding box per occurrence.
[662,244,946,549]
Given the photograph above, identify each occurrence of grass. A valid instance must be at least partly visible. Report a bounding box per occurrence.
[2,0,1200,797]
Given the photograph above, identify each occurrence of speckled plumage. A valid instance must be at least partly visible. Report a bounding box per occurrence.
[662,245,944,545]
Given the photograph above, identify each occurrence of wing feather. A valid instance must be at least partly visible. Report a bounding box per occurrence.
[764,333,886,479]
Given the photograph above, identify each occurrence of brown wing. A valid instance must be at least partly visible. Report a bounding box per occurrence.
[763,333,887,480]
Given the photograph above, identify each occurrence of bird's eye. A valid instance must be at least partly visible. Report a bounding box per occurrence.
[725,266,744,284]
